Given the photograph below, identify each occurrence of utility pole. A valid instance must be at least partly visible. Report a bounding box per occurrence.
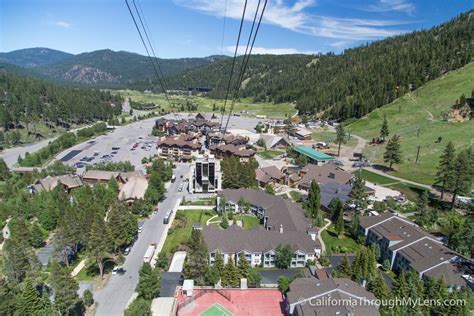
[415,146,421,163]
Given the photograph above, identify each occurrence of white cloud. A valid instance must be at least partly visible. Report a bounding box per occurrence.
[366,0,416,15]
[173,0,410,41]
[55,21,71,28]
[225,45,317,55]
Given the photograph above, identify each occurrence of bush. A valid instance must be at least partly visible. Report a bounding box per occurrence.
[83,289,94,307]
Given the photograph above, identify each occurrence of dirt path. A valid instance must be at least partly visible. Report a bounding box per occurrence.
[338,134,367,172]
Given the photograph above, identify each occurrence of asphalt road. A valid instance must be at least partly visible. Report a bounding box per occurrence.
[0,138,55,167]
[93,163,191,316]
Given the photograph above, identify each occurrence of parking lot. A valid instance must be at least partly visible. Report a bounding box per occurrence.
[55,117,160,172]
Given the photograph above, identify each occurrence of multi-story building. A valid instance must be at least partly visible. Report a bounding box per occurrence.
[359,212,473,289]
[190,155,222,193]
[203,225,320,268]
[209,144,256,162]
[156,136,201,160]
[202,189,321,268]
[286,269,380,315]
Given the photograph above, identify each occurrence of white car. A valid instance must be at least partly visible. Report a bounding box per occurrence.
[138,226,143,233]
[112,267,125,275]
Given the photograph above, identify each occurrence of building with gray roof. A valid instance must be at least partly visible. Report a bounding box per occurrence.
[287,276,379,315]
[203,189,322,268]
[359,213,474,289]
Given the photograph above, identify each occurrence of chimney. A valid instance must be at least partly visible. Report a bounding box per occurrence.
[240,278,248,290]
[279,224,283,234]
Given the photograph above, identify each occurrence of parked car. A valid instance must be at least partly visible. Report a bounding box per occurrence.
[74,162,85,168]
[112,146,120,150]
[138,226,143,233]
[111,151,118,155]
[124,248,130,256]
[112,267,125,275]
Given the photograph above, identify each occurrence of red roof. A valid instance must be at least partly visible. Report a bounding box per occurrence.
[177,288,284,316]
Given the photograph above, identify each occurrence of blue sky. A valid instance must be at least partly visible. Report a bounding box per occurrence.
[0,0,472,58]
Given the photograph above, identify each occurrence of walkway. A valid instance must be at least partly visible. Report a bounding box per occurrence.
[317,219,332,255]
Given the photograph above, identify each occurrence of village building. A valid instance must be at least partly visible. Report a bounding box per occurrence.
[259,134,291,149]
[359,213,474,289]
[286,269,379,315]
[294,146,335,165]
[156,135,202,160]
[29,174,83,194]
[298,163,352,191]
[255,166,285,187]
[118,175,149,203]
[294,128,312,140]
[82,170,120,185]
[209,144,256,162]
[202,189,321,268]
[189,154,222,193]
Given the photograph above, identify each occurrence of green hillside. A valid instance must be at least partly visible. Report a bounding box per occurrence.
[348,62,474,185]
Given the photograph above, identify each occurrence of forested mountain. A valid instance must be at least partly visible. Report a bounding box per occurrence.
[0,70,123,133]
[165,10,474,120]
[0,47,73,68]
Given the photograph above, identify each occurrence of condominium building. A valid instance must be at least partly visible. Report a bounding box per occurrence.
[190,155,222,193]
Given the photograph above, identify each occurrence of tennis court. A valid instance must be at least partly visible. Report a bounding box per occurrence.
[201,304,232,316]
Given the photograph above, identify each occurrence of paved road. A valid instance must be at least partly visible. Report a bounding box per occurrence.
[93,163,191,316]
[0,124,98,167]
[0,138,55,167]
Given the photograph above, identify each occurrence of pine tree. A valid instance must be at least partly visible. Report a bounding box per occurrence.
[0,157,10,180]
[392,271,408,298]
[306,181,321,225]
[182,230,209,285]
[237,252,251,278]
[335,255,352,278]
[383,134,402,169]
[335,209,344,238]
[434,142,456,199]
[15,278,43,315]
[367,272,390,300]
[415,191,434,227]
[222,256,239,287]
[379,115,389,142]
[137,263,161,300]
[350,172,367,211]
[335,123,346,156]
[87,215,111,280]
[50,261,81,315]
[213,251,225,275]
[328,197,343,221]
[449,148,473,209]
[220,212,229,229]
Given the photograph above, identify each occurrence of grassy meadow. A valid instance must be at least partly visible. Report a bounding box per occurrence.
[116,89,296,118]
[348,63,474,185]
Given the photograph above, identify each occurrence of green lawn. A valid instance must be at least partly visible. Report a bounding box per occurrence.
[289,191,302,202]
[257,149,284,159]
[348,62,474,185]
[239,215,261,230]
[321,225,361,254]
[356,169,428,201]
[114,90,296,118]
[161,210,216,257]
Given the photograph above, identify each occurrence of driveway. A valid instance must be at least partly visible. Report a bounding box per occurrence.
[160,272,182,297]
[168,251,187,273]
[93,163,191,316]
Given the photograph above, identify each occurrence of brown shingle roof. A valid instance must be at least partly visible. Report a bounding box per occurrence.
[156,136,201,149]
[220,188,311,232]
[202,225,320,254]
[287,277,379,315]
[300,164,352,188]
